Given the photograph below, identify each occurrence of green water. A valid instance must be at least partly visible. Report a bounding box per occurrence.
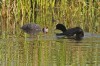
[0,34,100,66]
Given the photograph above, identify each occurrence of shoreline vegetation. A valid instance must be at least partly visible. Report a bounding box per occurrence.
[0,0,100,37]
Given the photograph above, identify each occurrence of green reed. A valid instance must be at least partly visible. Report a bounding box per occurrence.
[0,0,100,37]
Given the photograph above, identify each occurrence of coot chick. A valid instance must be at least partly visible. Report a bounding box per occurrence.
[56,24,84,40]
[42,27,48,34]
[21,23,41,35]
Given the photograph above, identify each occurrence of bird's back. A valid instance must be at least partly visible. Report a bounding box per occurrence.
[21,23,41,35]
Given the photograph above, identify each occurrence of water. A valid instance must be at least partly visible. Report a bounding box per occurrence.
[0,33,100,66]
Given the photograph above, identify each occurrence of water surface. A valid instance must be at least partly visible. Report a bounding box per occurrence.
[0,33,100,66]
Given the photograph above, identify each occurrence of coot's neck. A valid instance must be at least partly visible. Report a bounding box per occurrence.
[61,28,67,33]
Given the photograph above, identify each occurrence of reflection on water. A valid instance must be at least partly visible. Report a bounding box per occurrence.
[0,34,100,66]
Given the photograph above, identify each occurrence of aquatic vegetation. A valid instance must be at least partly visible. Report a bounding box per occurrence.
[0,0,100,37]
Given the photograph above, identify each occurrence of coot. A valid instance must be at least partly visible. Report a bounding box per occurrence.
[56,24,84,40]
[21,23,41,35]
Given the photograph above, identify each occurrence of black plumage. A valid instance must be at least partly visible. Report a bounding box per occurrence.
[56,24,84,40]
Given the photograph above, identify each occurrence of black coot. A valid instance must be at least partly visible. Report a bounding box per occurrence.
[56,24,84,40]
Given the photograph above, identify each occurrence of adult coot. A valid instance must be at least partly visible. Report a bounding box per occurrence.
[56,24,84,40]
[21,23,41,35]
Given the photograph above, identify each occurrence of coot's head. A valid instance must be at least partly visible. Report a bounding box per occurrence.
[42,27,48,34]
[56,24,67,32]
